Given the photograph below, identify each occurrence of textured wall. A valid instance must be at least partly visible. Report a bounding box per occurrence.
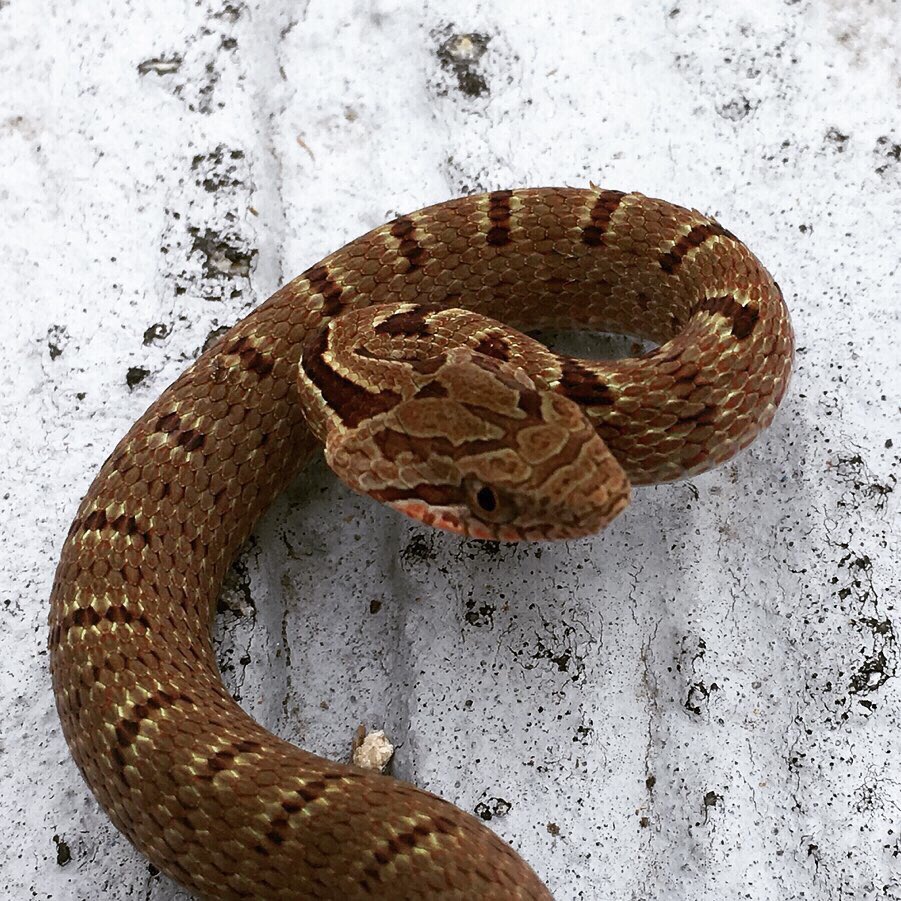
[1,0,899,898]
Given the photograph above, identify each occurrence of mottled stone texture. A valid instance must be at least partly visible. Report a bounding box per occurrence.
[1,1,899,899]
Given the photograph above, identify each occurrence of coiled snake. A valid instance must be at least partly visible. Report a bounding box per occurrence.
[49,188,793,899]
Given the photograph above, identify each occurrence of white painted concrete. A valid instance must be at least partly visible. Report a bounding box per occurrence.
[1,1,899,898]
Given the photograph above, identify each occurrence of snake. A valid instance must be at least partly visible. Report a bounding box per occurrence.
[49,187,793,899]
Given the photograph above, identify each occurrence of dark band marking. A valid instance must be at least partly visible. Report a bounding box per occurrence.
[698,295,760,339]
[414,381,449,399]
[59,602,153,639]
[680,407,719,426]
[195,738,262,783]
[156,412,206,453]
[111,689,189,770]
[109,513,149,540]
[389,216,428,270]
[82,509,108,531]
[659,220,737,274]
[374,306,432,337]
[175,429,206,452]
[558,360,615,405]
[582,190,626,247]
[517,388,542,418]
[407,353,447,377]
[304,264,345,316]
[373,429,515,469]
[486,189,514,246]
[371,824,438,868]
[225,335,275,378]
[301,327,400,429]
[81,509,151,546]
[156,411,181,433]
[473,331,511,362]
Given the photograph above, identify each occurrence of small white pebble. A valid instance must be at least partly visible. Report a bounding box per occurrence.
[352,729,395,771]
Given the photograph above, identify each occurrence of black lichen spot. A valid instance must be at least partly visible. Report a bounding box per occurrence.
[436,32,491,98]
[702,790,723,822]
[464,598,496,628]
[47,325,67,360]
[137,56,183,76]
[52,835,71,867]
[126,367,150,389]
[191,146,246,193]
[825,127,850,152]
[189,227,256,280]
[875,135,901,175]
[400,533,434,565]
[717,97,752,122]
[143,323,170,345]
[685,680,718,715]
[474,797,512,821]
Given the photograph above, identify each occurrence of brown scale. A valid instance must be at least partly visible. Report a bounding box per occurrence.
[49,188,793,900]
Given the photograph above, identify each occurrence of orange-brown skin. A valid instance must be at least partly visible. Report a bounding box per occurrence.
[49,188,793,900]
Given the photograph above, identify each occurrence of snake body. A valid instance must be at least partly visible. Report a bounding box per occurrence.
[49,188,793,899]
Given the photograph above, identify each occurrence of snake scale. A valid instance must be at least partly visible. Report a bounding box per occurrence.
[49,188,793,899]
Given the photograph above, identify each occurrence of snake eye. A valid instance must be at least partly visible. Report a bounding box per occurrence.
[476,486,497,512]
[464,479,517,524]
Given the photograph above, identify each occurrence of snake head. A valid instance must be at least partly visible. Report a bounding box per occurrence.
[315,346,631,541]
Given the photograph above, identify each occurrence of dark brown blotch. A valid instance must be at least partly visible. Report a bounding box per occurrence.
[517,388,542,418]
[302,327,401,429]
[115,719,140,746]
[110,513,140,536]
[678,404,719,424]
[374,307,432,337]
[486,190,513,246]
[407,353,447,377]
[156,411,181,433]
[659,220,737,274]
[225,335,250,355]
[414,380,449,399]
[390,217,428,269]
[71,606,101,628]
[474,332,511,362]
[304,263,345,316]
[697,294,759,339]
[370,483,463,508]
[295,780,327,804]
[224,335,275,378]
[83,509,108,531]
[176,429,206,452]
[238,346,274,378]
[582,190,625,246]
[558,360,615,406]
[430,815,460,835]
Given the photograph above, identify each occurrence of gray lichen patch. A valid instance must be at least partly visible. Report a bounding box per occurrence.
[435,30,491,98]
[188,227,256,280]
[137,56,183,76]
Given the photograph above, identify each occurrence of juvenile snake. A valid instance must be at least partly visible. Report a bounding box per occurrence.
[49,188,793,899]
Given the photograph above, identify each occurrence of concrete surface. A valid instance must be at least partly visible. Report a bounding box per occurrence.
[1,0,899,899]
